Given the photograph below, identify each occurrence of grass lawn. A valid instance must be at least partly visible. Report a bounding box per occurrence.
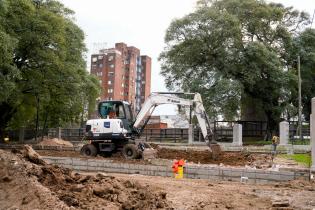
[279,153,312,167]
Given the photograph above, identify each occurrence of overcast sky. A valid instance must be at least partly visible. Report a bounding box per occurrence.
[59,0,314,115]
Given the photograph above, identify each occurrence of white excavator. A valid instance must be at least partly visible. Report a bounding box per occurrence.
[81,92,221,159]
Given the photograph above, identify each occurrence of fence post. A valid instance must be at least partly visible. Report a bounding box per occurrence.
[279,121,289,145]
[57,127,62,139]
[188,124,194,144]
[310,98,315,171]
[233,124,242,146]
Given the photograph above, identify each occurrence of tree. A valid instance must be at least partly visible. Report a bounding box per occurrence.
[159,0,309,134]
[289,29,315,121]
[0,0,100,137]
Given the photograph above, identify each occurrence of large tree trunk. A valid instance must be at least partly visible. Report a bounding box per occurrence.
[241,95,267,121]
[0,103,15,141]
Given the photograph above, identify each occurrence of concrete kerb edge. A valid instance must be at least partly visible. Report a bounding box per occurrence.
[41,156,310,182]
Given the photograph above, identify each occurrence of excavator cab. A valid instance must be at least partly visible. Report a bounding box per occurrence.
[98,101,134,132]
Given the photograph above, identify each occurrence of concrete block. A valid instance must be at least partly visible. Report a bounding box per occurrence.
[279,175,294,181]
[233,124,242,146]
[73,159,87,166]
[72,165,87,171]
[166,172,173,177]
[268,174,281,181]
[197,169,209,175]
[255,173,271,180]
[158,166,167,172]
[57,159,72,165]
[242,171,256,179]
[155,171,167,177]
[87,166,97,171]
[208,169,220,176]
[195,174,209,179]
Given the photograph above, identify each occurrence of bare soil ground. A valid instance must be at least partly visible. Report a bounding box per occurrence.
[1,147,315,210]
[84,173,315,210]
[37,148,274,168]
[0,148,170,210]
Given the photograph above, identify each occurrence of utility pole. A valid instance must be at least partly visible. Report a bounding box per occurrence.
[298,56,302,141]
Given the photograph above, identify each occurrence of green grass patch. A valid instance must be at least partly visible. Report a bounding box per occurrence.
[289,139,310,145]
[280,153,312,166]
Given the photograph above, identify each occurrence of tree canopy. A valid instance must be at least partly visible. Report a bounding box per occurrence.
[0,0,100,135]
[159,0,313,132]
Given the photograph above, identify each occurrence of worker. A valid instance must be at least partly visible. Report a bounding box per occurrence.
[271,135,280,155]
[109,111,116,119]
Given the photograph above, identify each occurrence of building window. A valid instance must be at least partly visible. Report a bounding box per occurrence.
[110,64,114,68]
[108,72,114,76]
[99,80,102,85]
[108,89,113,93]
[92,57,97,62]
[108,80,112,85]
[99,63,103,68]
[121,92,124,96]
[108,97,113,101]
[108,56,114,61]
[98,55,103,59]
[122,84,124,87]
[142,81,145,84]
[96,72,102,76]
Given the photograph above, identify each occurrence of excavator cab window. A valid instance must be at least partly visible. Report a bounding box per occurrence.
[98,101,126,119]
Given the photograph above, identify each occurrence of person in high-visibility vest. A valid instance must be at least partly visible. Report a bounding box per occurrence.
[271,135,280,155]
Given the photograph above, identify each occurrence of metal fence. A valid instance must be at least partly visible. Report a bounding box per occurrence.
[142,128,188,143]
[4,120,286,143]
[288,121,310,142]
[48,128,85,141]
[4,128,47,142]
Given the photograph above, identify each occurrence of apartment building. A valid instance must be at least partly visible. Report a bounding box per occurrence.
[90,42,151,113]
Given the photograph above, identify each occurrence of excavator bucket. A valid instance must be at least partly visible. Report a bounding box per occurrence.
[142,148,157,160]
[136,141,157,160]
[209,143,222,160]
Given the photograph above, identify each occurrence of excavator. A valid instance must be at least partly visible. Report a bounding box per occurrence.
[81,92,221,159]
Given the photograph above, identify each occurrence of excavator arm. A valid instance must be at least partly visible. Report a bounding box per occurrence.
[132,92,214,144]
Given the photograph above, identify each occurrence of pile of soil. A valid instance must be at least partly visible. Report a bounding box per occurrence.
[38,138,73,147]
[0,146,171,209]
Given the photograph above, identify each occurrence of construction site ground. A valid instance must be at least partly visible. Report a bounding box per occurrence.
[1,147,315,210]
[36,147,308,170]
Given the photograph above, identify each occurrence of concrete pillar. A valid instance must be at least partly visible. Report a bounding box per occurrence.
[188,124,193,144]
[233,124,242,146]
[310,98,315,171]
[279,121,289,145]
[57,127,62,139]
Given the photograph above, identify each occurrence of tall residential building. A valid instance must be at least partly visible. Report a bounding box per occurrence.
[90,42,151,113]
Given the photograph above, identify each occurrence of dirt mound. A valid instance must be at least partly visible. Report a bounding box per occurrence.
[38,138,73,147]
[0,146,171,209]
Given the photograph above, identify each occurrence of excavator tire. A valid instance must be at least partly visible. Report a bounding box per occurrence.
[80,144,98,157]
[122,144,139,159]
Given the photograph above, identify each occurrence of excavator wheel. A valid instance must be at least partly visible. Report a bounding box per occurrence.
[80,144,98,157]
[122,144,139,159]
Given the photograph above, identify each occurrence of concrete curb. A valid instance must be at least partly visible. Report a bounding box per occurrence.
[42,156,310,183]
